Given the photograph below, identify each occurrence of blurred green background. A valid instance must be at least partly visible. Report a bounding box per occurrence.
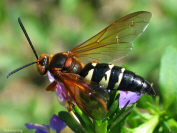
[1,0,177,133]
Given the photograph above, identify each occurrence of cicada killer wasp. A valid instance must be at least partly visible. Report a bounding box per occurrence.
[7,11,155,120]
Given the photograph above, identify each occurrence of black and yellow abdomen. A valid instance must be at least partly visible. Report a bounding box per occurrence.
[80,63,155,95]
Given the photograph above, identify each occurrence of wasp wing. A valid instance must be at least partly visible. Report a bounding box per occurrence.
[70,11,152,64]
[55,72,109,120]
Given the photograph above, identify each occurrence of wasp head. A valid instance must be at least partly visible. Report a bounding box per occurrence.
[37,54,49,76]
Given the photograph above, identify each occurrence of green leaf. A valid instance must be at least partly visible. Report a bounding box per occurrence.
[146,102,159,113]
[126,115,159,133]
[73,106,94,132]
[155,96,160,109]
[136,95,153,110]
[106,100,119,119]
[58,111,85,133]
[109,104,136,132]
[94,120,108,133]
[126,109,149,128]
[167,118,177,132]
[114,104,136,124]
[163,120,171,132]
[107,90,119,108]
[108,117,127,133]
[159,46,177,117]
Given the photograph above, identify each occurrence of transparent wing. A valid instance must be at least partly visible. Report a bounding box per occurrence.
[69,11,152,64]
[55,73,109,120]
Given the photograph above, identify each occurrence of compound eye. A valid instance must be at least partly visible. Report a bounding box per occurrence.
[65,57,72,68]
[40,57,47,66]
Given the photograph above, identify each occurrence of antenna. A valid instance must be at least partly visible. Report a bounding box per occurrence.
[18,17,38,60]
[7,17,39,78]
[7,61,37,78]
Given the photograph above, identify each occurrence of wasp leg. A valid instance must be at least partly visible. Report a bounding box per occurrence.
[67,91,73,111]
[46,81,58,91]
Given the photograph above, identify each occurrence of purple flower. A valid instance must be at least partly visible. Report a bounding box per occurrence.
[119,91,142,108]
[25,114,66,133]
[48,72,69,106]
[48,72,141,109]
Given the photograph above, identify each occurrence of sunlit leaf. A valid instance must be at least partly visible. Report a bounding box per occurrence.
[159,46,177,118]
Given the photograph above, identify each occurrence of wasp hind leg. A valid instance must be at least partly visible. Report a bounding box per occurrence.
[67,91,73,111]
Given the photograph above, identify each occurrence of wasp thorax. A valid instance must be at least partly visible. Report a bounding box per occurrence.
[48,53,83,74]
[48,53,68,71]
[37,54,49,75]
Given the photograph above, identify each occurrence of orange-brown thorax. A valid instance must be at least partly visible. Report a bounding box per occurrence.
[36,52,84,76]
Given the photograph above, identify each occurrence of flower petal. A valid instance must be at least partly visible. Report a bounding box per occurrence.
[119,91,142,108]
[50,114,66,133]
[48,72,69,106]
[55,82,69,106]
[48,71,55,83]
[25,123,50,133]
